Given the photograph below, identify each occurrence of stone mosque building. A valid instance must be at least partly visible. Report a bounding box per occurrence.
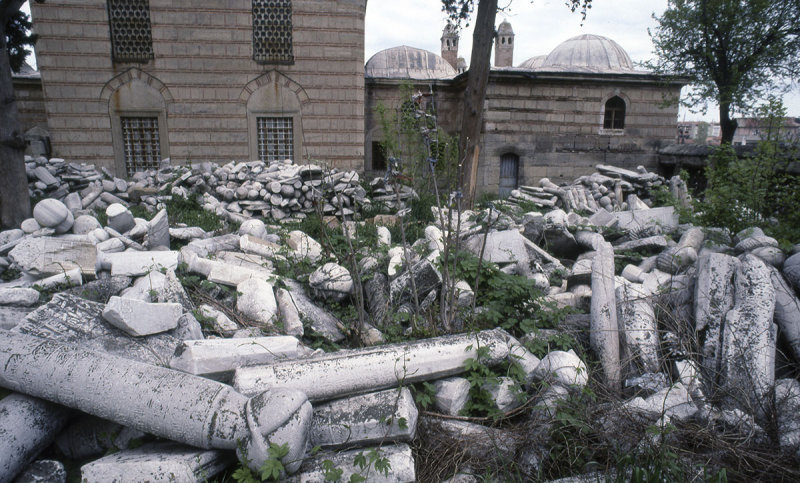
[365,20,686,194]
[22,2,684,195]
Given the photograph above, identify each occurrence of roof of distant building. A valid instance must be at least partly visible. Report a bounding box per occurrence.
[518,55,546,69]
[534,34,639,74]
[365,45,457,80]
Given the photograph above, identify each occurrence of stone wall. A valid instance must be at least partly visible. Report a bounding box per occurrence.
[12,75,48,133]
[476,73,682,192]
[31,0,366,175]
[364,79,461,175]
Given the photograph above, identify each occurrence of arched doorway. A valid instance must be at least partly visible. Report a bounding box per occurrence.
[499,152,519,197]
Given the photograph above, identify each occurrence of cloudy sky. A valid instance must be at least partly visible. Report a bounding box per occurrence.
[365,0,800,122]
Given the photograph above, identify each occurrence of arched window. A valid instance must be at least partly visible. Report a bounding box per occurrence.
[603,96,626,130]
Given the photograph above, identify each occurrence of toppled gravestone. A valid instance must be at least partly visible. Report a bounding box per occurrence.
[9,237,96,277]
[17,293,182,366]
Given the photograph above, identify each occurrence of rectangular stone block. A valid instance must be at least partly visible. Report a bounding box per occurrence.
[80,442,232,482]
[8,237,96,277]
[288,443,415,483]
[310,387,418,448]
[106,251,179,277]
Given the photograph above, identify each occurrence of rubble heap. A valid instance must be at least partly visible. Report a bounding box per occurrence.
[25,156,395,224]
[1,158,800,482]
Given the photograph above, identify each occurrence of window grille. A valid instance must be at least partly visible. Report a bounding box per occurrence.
[121,117,161,175]
[107,0,154,63]
[257,117,294,162]
[604,96,626,130]
[252,0,294,64]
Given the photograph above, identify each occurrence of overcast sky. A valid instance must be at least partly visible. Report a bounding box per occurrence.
[365,0,800,122]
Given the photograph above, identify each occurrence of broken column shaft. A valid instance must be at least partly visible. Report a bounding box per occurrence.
[591,241,621,390]
[0,330,311,473]
[234,329,510,401]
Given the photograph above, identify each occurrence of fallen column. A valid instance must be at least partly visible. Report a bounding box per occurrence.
[169,336,306,377]
[720,255,776,418]
[615,283,659,378]
[694,253,739,389]
[590,241,621,390]
[0,394,71,483]
[768,265,800,363]
[0,330,312,473]
[233,329,511,401]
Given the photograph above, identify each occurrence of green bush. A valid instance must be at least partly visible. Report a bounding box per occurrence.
[695,99,800,245]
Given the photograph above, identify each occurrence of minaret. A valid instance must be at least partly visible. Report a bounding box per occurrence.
[494,20,514,67]
[441,23,459,70]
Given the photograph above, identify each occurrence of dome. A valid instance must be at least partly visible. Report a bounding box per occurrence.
[518,55,545,69]
[541,34,635,73]
[365,46,457,80]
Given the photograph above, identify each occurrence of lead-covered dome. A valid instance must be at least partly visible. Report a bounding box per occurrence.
[518,55,545,69]
[541,34,635,73]
[366,46,457,80]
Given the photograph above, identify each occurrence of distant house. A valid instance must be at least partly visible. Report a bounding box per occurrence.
[733,117,800,145]
[366,23,687,193]
[677,121,721,145]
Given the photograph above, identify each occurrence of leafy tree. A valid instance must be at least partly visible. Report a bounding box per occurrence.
[441,0,591,204]
[6,9,35,72]
[646,0,800,144]
[1,0,37,228]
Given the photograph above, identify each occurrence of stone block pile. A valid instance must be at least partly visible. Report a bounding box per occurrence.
[2,160,800,481]
[25,156,413,226]
[508,163,678,214]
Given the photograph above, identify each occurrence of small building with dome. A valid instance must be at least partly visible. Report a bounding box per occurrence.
[364,23,686,194]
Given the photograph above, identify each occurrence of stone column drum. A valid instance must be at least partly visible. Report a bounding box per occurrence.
[0,330,312,473]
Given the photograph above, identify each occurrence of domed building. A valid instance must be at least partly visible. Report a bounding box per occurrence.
[365,24,686,194]
[365,46,457,80]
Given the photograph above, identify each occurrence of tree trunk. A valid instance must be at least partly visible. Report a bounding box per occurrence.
[0,3,32,229]
[458,0,497,205]
[719,100,737,145]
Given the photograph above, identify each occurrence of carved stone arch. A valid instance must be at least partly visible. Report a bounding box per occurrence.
[102,68,171,176]
[239,70,309,106]
[241,70,308,162]
[100,67,173,103]
[600,90,631,111]
[491,143,523,158]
